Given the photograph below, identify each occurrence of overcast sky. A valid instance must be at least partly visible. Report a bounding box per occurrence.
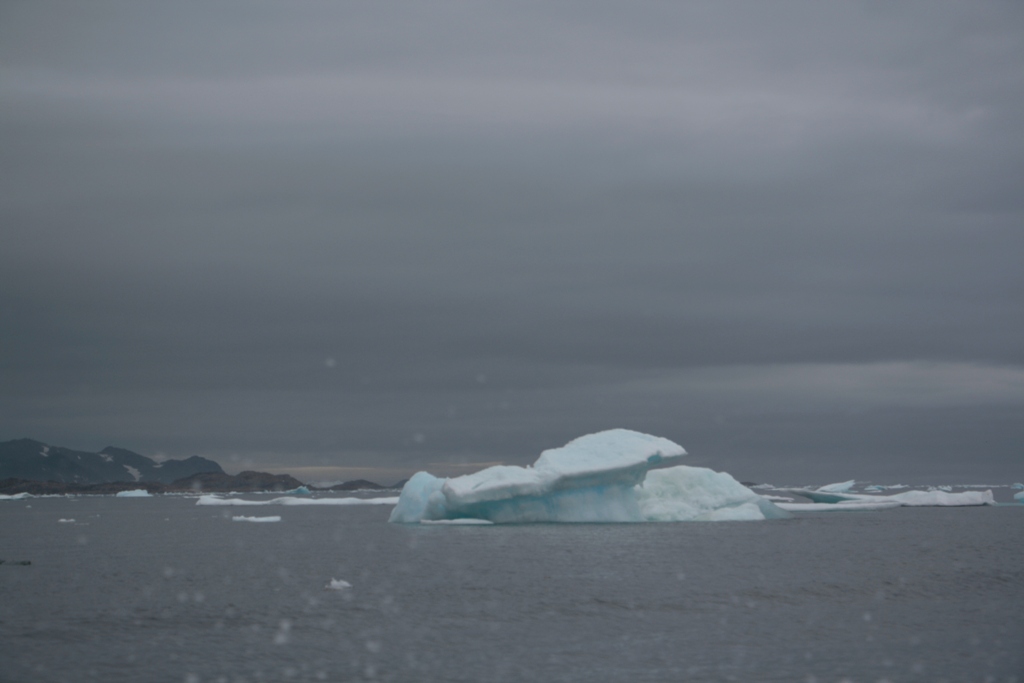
[2,2,1022,484]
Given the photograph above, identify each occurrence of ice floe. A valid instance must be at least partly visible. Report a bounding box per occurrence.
[115,489,152,497]
[389,429,787,524]
[325,578,352,590]
[816,480,856,493]
[777,487,995,507]
[196,495,399,506]
[776,500,903,512]
[231,515,281,523]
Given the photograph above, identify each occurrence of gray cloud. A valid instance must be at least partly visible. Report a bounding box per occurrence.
[2,2,1022,482]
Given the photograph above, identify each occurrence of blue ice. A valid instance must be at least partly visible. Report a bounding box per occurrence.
[389,429,787,524]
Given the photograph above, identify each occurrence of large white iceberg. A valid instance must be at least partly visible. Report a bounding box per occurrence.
[389,429,787,524]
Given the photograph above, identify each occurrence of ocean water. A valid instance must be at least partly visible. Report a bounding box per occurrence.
[0,495,1021,683]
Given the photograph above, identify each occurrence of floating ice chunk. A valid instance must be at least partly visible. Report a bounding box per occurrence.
[231,515,281,523]
[1012,482,1024,490]
[196,495,398,506]
[325,578,352,590]
[816,480,856,493]
[197,495,264,506]
[275,496,398,506]
[778,487,994,507]
[115,489,152,497]
[0,492,32,501]
[776,500,903,512]
[57,518,76,523]
[283,486,312,496]
[1014,491,1024,503]
[772,488,864,504]
[886,489,994,506]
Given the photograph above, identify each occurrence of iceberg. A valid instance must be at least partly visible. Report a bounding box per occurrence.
[231,515,281,523]
[389,429,787,524]
[115,489,152,498]
[1015,491,1024,503]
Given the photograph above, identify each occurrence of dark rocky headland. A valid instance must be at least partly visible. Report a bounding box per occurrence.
[0,438,402,494]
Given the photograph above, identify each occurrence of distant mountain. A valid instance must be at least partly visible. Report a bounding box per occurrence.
[0,438,224,485]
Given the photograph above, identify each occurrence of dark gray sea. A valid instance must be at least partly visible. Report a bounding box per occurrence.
[1,495,1021,683]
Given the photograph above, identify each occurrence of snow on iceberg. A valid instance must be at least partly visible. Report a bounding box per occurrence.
[115,489,152,497]
[389,429,787,524]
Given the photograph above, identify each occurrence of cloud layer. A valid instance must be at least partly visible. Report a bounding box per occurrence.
[2,2,1022,482]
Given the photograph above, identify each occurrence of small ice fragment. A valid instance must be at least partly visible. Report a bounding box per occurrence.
[115,489,151,498]
[326,578,352,590]
[231,515,281,523]
[57,518,76,523]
